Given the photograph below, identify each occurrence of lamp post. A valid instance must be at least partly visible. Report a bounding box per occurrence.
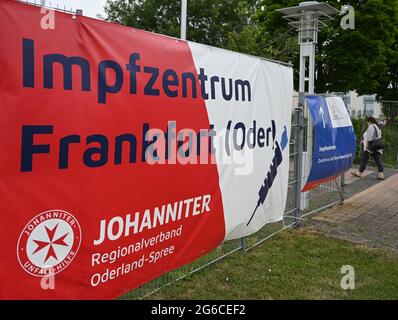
[180,0,187,40]
[277,1,339,209]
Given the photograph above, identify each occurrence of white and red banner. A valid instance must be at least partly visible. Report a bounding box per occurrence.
[0,0,293,299]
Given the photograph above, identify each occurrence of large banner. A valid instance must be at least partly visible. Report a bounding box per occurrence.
[0,0,293,299]
[302,95,356,191]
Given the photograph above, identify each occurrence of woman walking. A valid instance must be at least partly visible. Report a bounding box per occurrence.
[351,116,385,180]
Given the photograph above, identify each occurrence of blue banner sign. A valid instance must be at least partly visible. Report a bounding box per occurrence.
[303,95,356,191]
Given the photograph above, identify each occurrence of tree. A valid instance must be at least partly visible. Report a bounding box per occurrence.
[253,0,398,98]
[318,0,398,98]
[105,0,256,50]
[105,0,398,99]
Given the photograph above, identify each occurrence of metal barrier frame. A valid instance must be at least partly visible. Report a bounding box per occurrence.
[12,0,397,301]
[123,107,345,300]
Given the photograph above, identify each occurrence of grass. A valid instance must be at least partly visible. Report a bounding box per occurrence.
[139,229,398,300]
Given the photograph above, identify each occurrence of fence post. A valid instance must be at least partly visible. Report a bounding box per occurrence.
[239,237,247,251]
[340,173,345,201]
[294,106,304,227]
[396,149,398,169]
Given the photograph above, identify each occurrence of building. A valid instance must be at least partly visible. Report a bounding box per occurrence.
[337,91,383,119]
[292,91,384,118]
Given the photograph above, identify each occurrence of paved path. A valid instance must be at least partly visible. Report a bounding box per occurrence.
[343,169,373,185]
[308,172,398,251]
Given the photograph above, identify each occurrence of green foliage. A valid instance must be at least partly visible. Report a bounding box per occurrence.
[105,0,257,50]
[382,102,398,122]
[350,117,364,164]
[104,0,398,98]
[319,0,398,98]
[253,0,398,97]
[351,117,365,142]
[105,0,180,38]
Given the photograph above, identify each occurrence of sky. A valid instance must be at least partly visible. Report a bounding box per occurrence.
[34,0,107,18]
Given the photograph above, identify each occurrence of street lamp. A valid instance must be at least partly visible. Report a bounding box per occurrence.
[277,0,339,110]
[277,1,339,208]
[181,0,187,40]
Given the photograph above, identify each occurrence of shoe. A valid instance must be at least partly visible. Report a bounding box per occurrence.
[351,171,361,178]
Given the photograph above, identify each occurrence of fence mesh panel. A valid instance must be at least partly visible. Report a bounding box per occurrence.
[10,2,395,300]
[376,101,398,169]
[351,101,398,169]
[120,102,343,300]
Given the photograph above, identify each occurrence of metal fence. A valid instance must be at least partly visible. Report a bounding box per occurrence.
[121,104,344,300]
[18,0,82,15]
[374,101,398,169]
[15,0,347,301]
[352,100,398,169]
